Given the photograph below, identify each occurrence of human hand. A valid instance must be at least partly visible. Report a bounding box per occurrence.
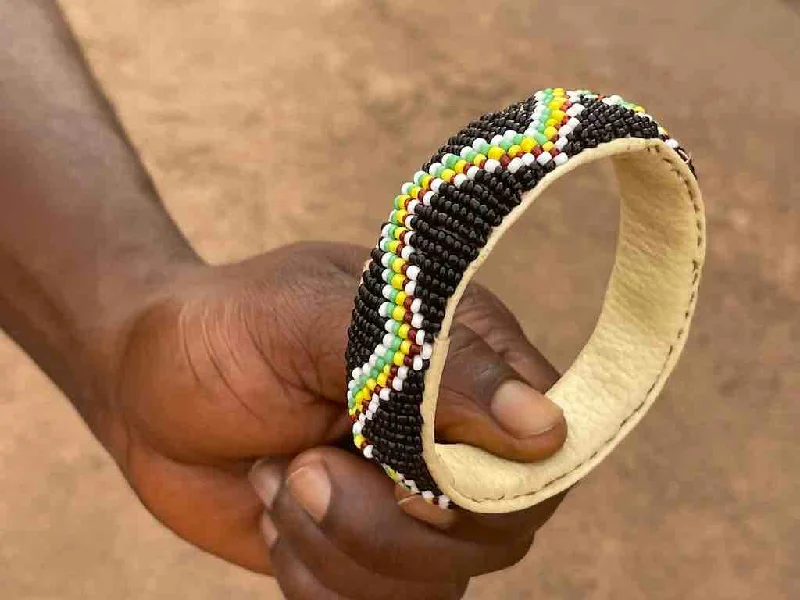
[95,241,567,598]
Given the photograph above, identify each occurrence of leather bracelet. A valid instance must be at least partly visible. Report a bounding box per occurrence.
[345,88,705,513]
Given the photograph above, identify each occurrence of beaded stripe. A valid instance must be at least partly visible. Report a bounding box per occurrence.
[345,89,694,508]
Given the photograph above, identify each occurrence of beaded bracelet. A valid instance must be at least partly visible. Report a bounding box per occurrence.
[346,88,705,513]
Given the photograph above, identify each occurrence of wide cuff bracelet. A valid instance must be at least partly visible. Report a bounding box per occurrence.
[345,88,705,513]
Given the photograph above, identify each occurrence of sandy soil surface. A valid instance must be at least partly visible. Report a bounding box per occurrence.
[1,1,798,598]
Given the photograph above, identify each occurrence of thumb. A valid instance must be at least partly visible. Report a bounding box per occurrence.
[434,322,567,464]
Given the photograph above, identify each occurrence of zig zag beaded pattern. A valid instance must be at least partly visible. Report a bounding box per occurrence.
[345,88,694,508]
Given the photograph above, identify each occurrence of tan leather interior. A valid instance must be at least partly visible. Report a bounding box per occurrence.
[421,138,706,513]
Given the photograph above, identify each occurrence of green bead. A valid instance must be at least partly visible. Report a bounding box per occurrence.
[478,142,491,154]
[390,336,401,350]
[499,139,512,151]
[465,149,477,162]
[392,321,401,333]
[443,154,458,168]
[513,134,524,144]
[389,289,398,302]
[376,358,387,370]
[534,132,548,144]
[369,367,379,379]
[413,171,426,185]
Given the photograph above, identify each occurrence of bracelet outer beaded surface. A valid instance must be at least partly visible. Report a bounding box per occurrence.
[345,88,705,512]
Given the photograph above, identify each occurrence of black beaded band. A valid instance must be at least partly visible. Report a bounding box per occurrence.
[345,89,695,508]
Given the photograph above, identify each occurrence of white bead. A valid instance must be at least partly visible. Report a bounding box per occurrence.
[415,330,426,345]
[422,490,435,501]
[566,103,584,117]
[379,303,390,317]
[459,147,472,159]
[368,354,378,366]
[408,481,419,494]
[379,387,391,401]
[428,163,441,176]
[536,151,553,165]
[438,495,451,509]
[412,355,424,371]
[405,231,414,243]
[404,215,414,228]
[507,157,523,174]
[466,165,480,179]
[503,129,517,140]
[409,199,421,214]
[490,134,503,145]
[521,152,536,166]
[554,153,569,166]
[348,380,356,390]
[392,377,404,391]
[366,408,375,419]
[363,445,374,459]
[411,313,424,328]
[555,137,569,150]
[400,246,413,260]
[453,173,467,188]
[397,366,409,380]
[381,268,392,281]
[384,320,395,332]
[421,343,433,359]
[472,137,487,151]
[430,178,443,192]
[410,298,422,313]
[383,333,394,346]
[375,344,386,357]
[406,265,420,281]
[484,158,501,173]
[404,281,416,295]
[441,153,455,165]
[381,254,392,267]
[666,138,679,149]
[423,191,434,205]
[368,398,379,412]
[352,367,362,379]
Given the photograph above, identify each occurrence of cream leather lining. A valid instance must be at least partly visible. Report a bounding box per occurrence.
[421,138,705,513]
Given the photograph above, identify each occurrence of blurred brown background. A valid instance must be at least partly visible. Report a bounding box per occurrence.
[1,0,798,598]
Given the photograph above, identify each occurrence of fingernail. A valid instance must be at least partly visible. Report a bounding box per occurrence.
[249,460,282,510]
[260,513,279,548]
[287,463,331,524]
[490,380,564,438]
[395,487,457,530]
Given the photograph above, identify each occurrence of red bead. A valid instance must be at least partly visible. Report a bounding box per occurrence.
[407,327,418,340]
[403,297,414,309]
[400,264,408,275]
[410,343,421,355]
[403,356,413,367]
[533,147,543,157]
[416,189,425,200]
[551,148,560,157]
[477,158,487,168]
[402,312,413,324]
[390,365,399,376]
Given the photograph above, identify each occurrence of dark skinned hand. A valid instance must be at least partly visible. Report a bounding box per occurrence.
[100,242,567,599]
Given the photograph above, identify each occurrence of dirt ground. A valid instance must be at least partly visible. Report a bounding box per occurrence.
[1,1,798,598]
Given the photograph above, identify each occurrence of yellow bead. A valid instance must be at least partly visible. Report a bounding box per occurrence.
[543,141,555,152]
[410,186,421,198]
[398,323,410,339]
[395,291,407,305]
[508,144,522,157]
[440,169,455,182]
[393,352,404,366]
[392,258,405,273]
[554,87,565,96]
[388,240,400,253]
[377,373,388,386]
[400,340,412,354]
[546,119,557,128]
[421,174,433,188]
[391,274,405,289]
[544,126,558,139]
[453,159,467,174]
[357,388,369,402]
[551,109,566,121]
[393,209,408,224]
[473,153,486,166]
[382,364,391,374]
[487,146,505,160]
[394,227,408,240]
[392,306,405,321]
[366,378,377,391]
[634,105,645,113]
[520,137,536,152]
[354,433,365,447]
[549,98,566,110]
